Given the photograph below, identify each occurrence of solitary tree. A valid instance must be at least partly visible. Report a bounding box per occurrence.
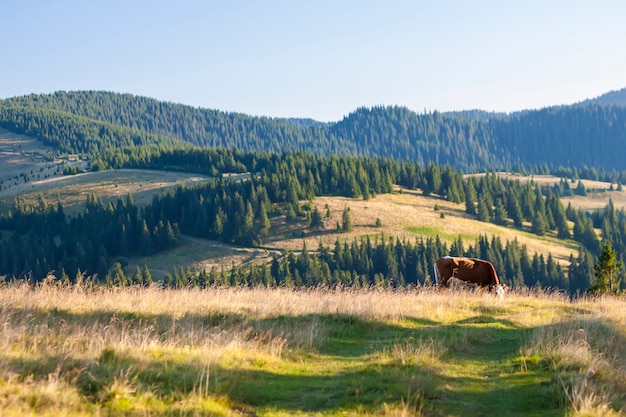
[309,207,324,230]
[341,206,353,232]
[589,240,623,294]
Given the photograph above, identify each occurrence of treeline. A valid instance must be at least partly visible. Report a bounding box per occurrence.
[492,105,626,172]
[160,235,574,293]
[0,194,179,282]
[5,91,626,173]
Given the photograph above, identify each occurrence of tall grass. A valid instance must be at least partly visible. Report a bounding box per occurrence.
[1,283,625,416]
[521,295,626,416]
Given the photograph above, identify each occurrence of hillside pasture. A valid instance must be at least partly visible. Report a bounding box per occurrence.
[125,234,276,281]
[0,128,66,191]
[129,187,580,282]
[471,172,626,211]
[118,185,582,282]
[0,168,212,216]
[264,190,578,265]
[1,285,624,416]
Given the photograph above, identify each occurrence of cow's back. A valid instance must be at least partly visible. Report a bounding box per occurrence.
[435,256,499,287]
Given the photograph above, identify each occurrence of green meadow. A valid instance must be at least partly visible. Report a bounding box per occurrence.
[1,284,624,416]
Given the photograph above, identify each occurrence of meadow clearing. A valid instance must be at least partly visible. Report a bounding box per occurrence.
[1,284,625,416]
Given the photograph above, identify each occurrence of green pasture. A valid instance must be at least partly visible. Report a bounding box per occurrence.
[3,287,622,416]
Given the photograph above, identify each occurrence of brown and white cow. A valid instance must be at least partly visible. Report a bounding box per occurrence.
[433,256,505,297]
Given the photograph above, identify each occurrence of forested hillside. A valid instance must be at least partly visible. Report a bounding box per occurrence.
[2,90,626,172]
[2,90,626,293]
[576,87,626,107]
[3,144,625,294]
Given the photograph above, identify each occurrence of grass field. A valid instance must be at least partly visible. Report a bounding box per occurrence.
[0,168,213,217]
[0,128,66,196]
[471,172,626,211]
[1,284,625,416]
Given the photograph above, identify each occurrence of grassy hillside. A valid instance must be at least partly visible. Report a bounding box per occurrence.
[0,157,597,281]
[3,128,624,283]
[122,188,581,282]
[0,168,212,217]
[0,128,66,189]
[480,172,626,211]
[0,132,586,280]
[1,284,624,416]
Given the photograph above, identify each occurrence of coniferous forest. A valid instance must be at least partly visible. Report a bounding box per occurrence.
[1,90,626,293]
[3,90,626,174]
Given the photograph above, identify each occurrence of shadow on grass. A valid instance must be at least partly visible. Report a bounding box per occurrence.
[2,346,562,416]
[3,305,625,416]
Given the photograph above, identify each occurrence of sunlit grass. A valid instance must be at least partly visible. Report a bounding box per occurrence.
[1,283,625,416]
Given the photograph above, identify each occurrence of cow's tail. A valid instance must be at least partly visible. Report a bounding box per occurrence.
[433,262,440,286]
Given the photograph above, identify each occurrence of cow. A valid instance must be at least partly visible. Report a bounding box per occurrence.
[433,256,505,297]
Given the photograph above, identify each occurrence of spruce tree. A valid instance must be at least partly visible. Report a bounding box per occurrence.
[309,207,324,230]
[531,211,549,236]
[493,198,508,226]
[465,179,477,215]
[477,195,490,222]
[341,206,353,232]
[143,264,153,286]
[590,240,623,294]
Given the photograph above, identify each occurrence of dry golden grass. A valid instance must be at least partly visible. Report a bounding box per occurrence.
[521,295,626,417]
[0,169,212,216]
[1,284,625,415]
[268,190,578,266]
[471,172,626,212]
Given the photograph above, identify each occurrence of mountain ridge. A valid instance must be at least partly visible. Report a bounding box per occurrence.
[2,88,626,172]
[575,87,626,107]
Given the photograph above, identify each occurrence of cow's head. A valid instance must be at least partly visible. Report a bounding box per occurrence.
[495,284,506,299]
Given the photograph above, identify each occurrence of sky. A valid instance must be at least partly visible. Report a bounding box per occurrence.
[2,0,626,122]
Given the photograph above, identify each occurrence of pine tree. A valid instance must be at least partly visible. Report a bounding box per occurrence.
[341,206,353,232]
[589,240,623,294]
[493,198,508,226]
[257,202,271,236]
[575,180,587,196]
[132,266,142,285]
[309,207,324,230]
[477,195,490,222]
[422,163,442,196]
[464,179,477,215]
[531,211,549,236]
[286,204,297,222]
[112,262,128,286]
[508,194,524,228]
[568,248,593,295]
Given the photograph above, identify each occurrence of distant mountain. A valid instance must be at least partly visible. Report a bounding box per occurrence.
[444,109,509,122]
[283,118,328,128]
[576,87,626,107]
[2,89,626,172]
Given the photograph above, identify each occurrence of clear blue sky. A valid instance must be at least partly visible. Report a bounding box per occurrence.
[2,0,625,121]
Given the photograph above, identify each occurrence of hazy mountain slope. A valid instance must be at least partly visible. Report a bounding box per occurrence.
[492,104,626,170]
[2,90,626,172]
[576,88,626,107]
[0,91,354,155]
